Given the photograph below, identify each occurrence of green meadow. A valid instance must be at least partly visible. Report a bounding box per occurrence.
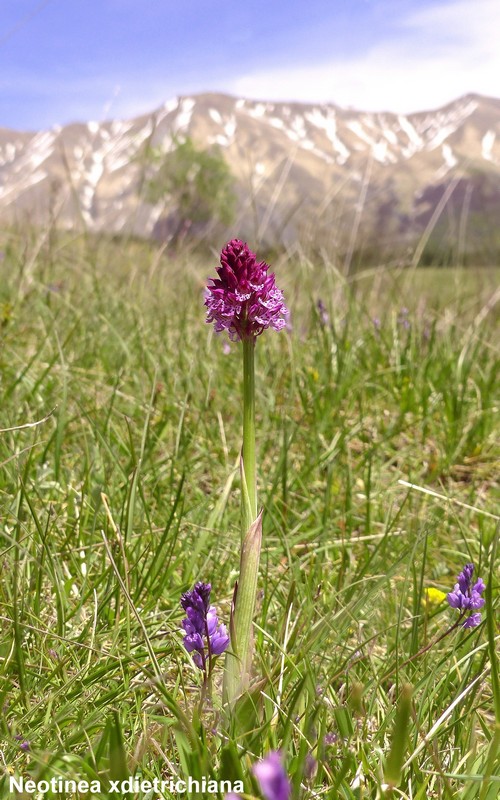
[0,229,498,799]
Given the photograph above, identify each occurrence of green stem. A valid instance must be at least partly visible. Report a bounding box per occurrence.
[223,335,261,711]
[242,336,257,533]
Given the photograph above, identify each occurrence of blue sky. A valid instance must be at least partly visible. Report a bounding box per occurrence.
[1,0,499,130]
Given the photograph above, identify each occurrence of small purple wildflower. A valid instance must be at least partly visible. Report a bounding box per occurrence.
[180,582,229,669]
[304,753,317,780]
[205,239,288,341]
[398,308,410,330]
[252,751,291,800]
[316,299,330,327]
[447,563,485,628]
[15,735,30,751]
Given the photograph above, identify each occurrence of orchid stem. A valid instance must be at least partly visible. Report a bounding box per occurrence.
[242,336,257,532]
[223,336,262,712]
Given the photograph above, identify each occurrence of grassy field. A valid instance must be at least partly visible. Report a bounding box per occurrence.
[0,229,499,799]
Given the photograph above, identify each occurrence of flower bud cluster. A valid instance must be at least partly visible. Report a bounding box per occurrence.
[181,582,229,669]
[205,239,288,341]
[447,563,485,628]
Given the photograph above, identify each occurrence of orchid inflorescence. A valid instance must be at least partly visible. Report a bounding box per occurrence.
[205,238,288,341]
[446,562,485,628]
[180,582,229,671]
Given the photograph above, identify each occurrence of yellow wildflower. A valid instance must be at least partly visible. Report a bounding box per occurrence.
[424,587,447,607]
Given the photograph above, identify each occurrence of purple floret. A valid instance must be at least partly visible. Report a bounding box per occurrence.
[447,586,464,609]
[14,735,30,751]
[252,752,291,800]
[316,299,330,327]
[205,239,288,341]
[181,581,211,615]
[457,563,474,595]
[463,613,482,629]
[210,622,230,655]
[447,563,486,628]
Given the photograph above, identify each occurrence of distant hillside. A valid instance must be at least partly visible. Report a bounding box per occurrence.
[1,92,500,261]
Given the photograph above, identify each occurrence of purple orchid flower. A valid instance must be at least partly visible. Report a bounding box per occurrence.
[447,563,485,628]
[205,239,288,341]
[180,582,229,669]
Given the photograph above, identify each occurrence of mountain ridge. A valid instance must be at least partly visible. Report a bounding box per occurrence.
[1,91,499,259]
[2,90,498,134]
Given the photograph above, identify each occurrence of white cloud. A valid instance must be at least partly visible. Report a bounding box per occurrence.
[227,0,500,113]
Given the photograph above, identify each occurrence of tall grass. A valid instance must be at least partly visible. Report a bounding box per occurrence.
[0,228,498,798]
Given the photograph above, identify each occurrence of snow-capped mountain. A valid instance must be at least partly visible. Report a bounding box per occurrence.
[1,92,499,256]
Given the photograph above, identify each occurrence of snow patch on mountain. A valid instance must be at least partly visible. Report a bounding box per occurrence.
[209,108,222,124]
[172,98,195,133]
[435,143,458,178]
[482,130,496,162]
[246,103,267,119]
[208,114,236,147]
[269,117,285,130]
[345,120,396,162]
[0,91,498,243]
[442,144,457,168]
[416,98,479,150]
[397,114,424,157]
[304,109,350,164]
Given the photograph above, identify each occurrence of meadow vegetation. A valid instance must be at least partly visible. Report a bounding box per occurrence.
[0,227,498,798]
